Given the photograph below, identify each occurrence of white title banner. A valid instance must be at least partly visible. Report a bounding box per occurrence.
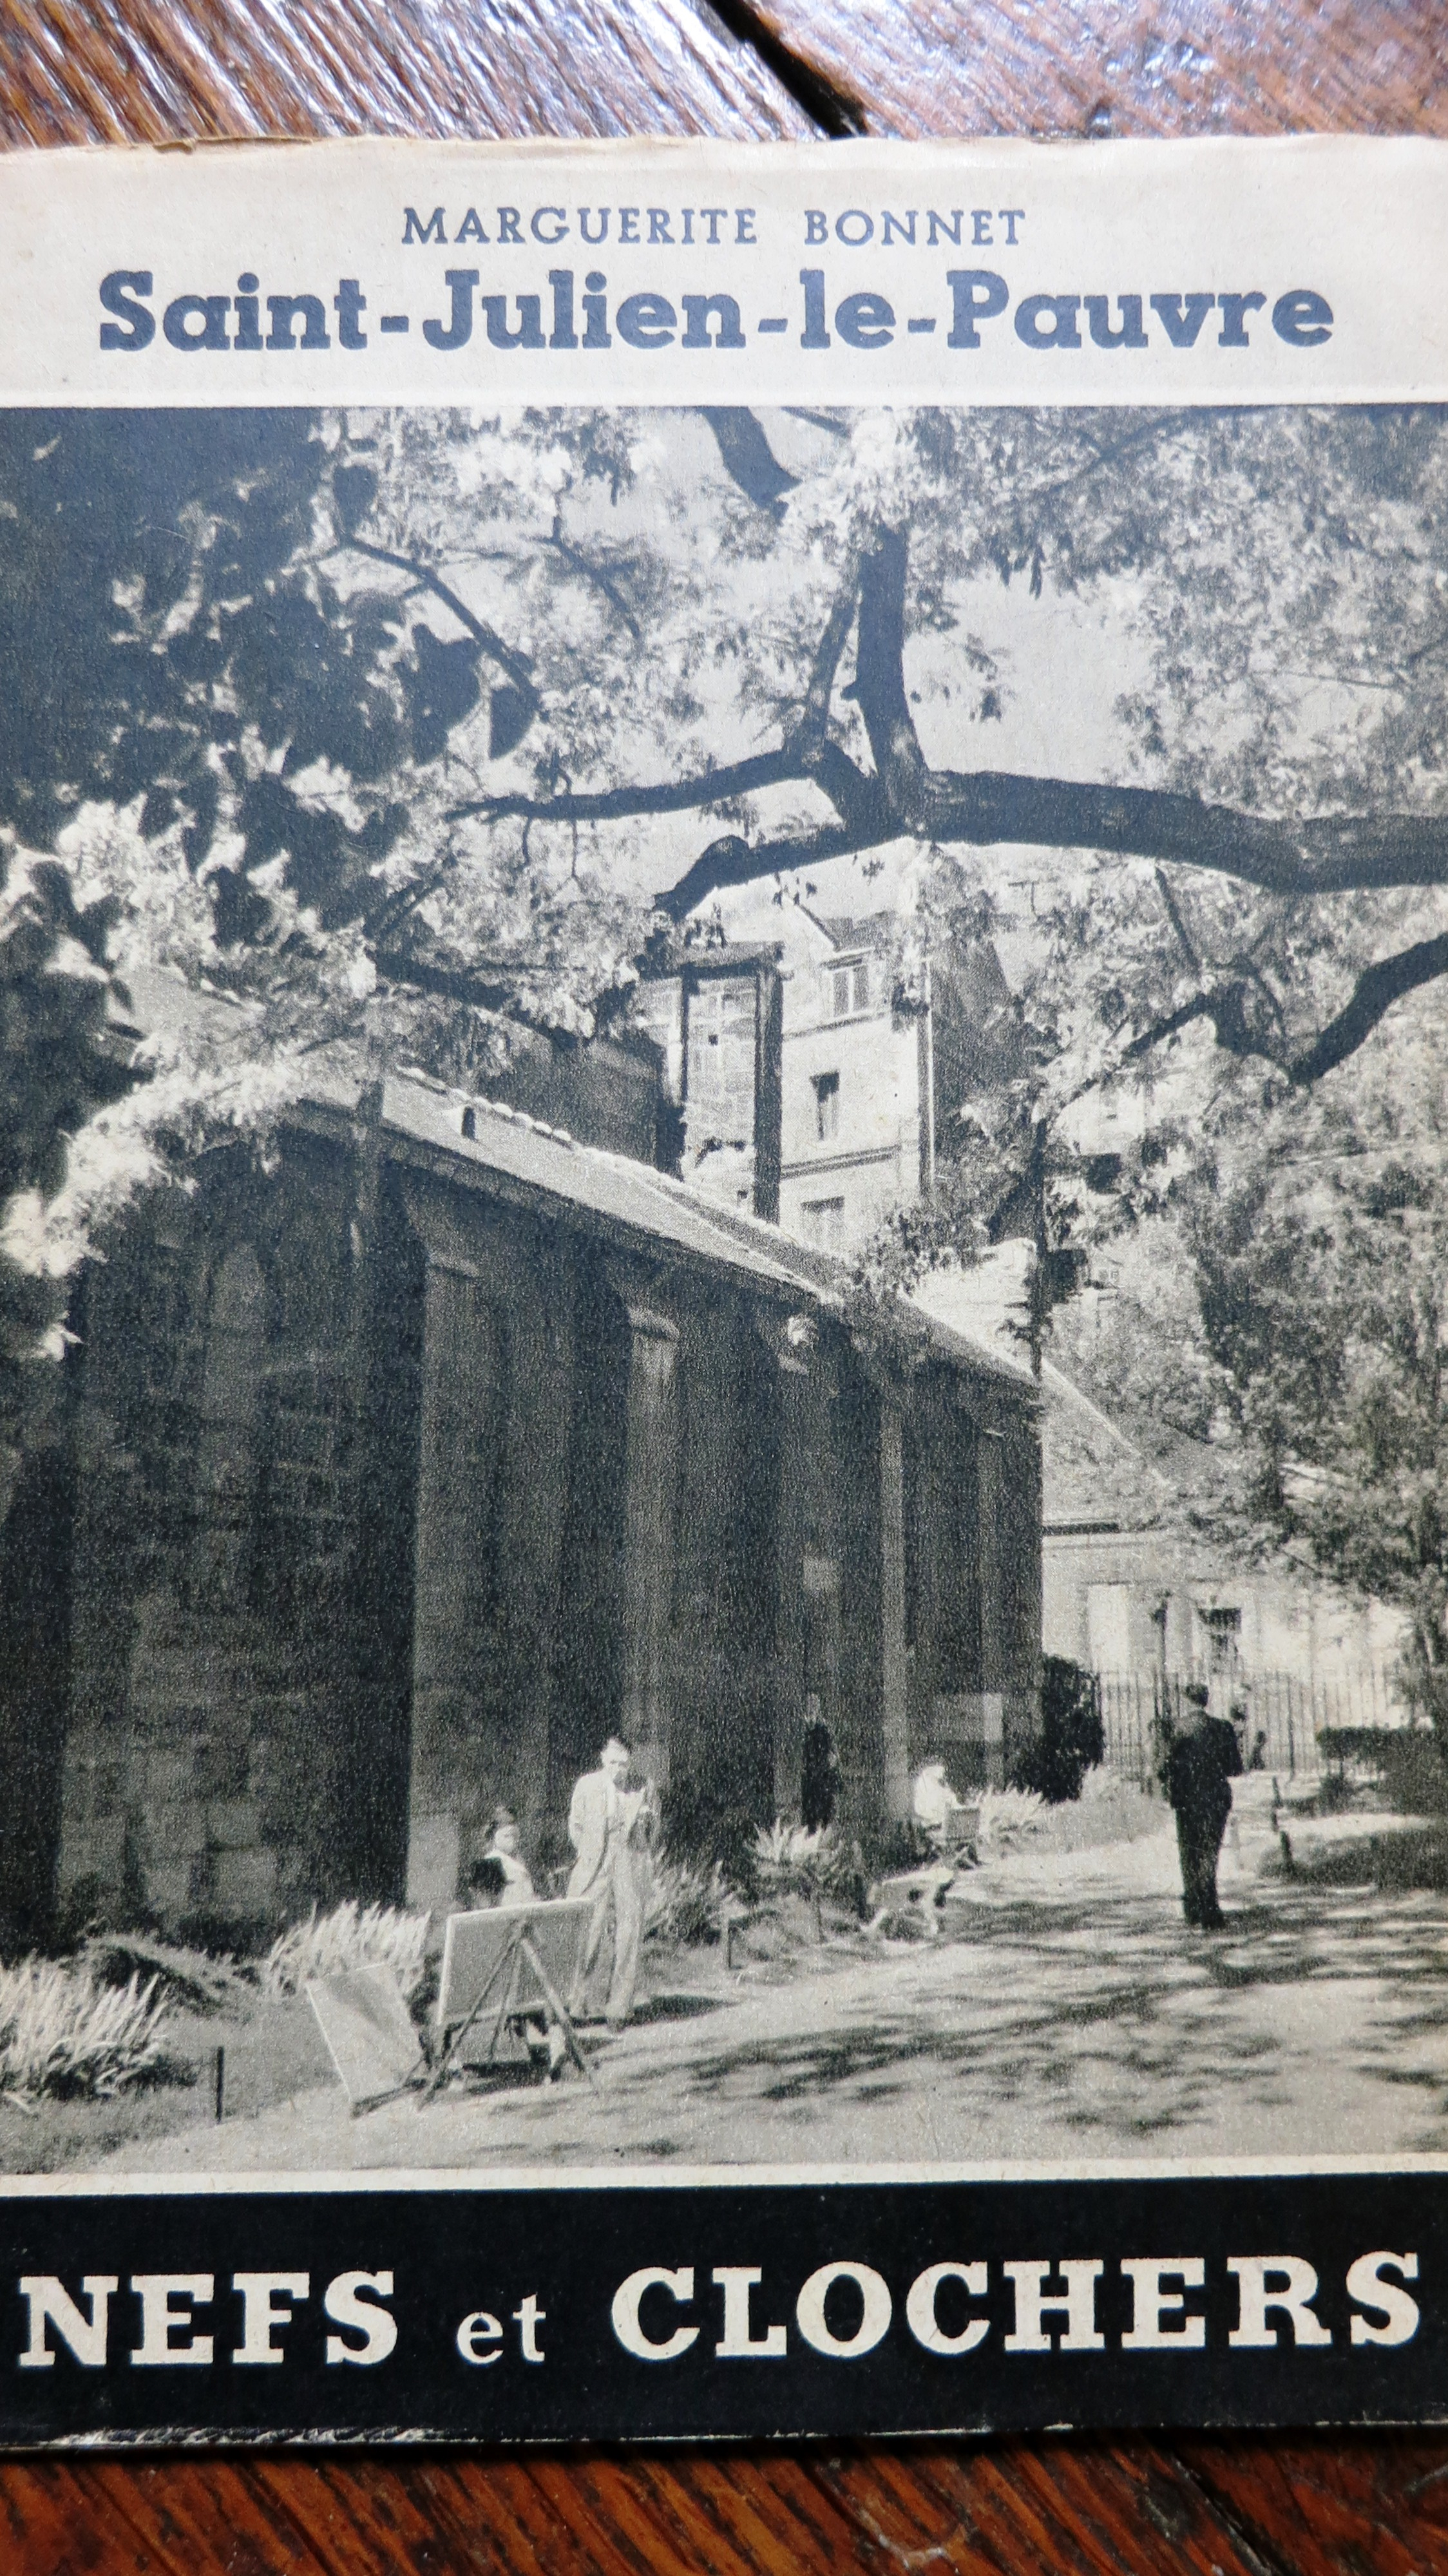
[1,134,1443,407]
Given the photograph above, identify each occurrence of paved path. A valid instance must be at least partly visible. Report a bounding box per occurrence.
[98,1822,1448,2176]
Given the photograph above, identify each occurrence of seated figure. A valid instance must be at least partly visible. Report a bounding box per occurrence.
[913,1759,966,1844]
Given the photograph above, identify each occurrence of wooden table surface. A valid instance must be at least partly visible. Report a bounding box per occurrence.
[2,1,1446,2566]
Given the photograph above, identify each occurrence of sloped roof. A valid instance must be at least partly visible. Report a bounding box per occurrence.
[381,1071,810,1293]
[378,1069,1032,1397]
[119,965,1029,1399]
[1038,1352,1222,1533]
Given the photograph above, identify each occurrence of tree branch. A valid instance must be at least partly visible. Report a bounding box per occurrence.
[783,406,851,439]
[1287,934,1448,1083]
[1154,864,1201,975]
[1116,990,1221,1065]
[658,823,865,922]
[698,409,797,514]
[336,536,538,702]
[1102,933,1448,1092]
[906,768,1448,900]
[545,524,642,641]
[450,569,867,844]
[795,571,858,747]
[447,745,803,831]
[806,529,1448,900]
[375,513,1448,1077]
[853,529,929,808]
[808,742,894,842]
[448,687,1448,918]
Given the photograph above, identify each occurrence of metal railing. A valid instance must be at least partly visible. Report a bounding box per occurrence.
[1094,1668,1400,1790]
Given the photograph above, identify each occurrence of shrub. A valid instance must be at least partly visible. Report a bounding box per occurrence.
[1031,1768,1165,1850]
[1380,1732,1448,1815]
[1317,1725,1422,1767]
[658,1779,763,1896]
[81,1931,247,2016]
[1314,1769,1361,1815]
[752,1819,857,1900]
[872,1818,939,1875]
[262,1902,431,2002]
[0,1958,169,2105]
[1012,1657,1105,1802]
[645,1857,732,1949]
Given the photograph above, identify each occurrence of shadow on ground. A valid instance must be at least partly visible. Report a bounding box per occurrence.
[615,1880,1448,2149]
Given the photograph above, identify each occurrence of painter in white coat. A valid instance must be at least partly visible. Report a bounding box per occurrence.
[566,1737,656,2030]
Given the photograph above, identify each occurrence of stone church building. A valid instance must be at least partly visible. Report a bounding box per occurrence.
[0,1050,1042,1947]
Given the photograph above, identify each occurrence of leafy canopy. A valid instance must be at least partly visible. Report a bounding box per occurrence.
[5,398,1448,1490]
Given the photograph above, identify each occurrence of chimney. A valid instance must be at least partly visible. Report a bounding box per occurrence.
[642,946,782,1222]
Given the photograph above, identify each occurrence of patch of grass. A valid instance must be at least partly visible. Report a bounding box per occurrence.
[0,1958,171,2108]
[262,1902,430,2002]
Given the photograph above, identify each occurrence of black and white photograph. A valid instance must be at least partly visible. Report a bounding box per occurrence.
[6,377,1448,2207]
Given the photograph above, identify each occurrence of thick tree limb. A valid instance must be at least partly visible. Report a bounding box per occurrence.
[660,822,862,922]
[1101,933,1448,1091]
[389,506,1448,1075]
[698,409,797,514]
[440,516,1448,917]
[808,742,894,842]
[846,527,1448,898]
[919,776,1448,897]
[450,569,866,849]
[1287,934,1448,1083]
[853,528,929,805]
[798,570,859,743]
[1117,992,1219,1065]
[651,742,1448,913]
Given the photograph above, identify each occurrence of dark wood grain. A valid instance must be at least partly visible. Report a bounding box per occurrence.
[752,0,1448,137]
[2,2434,1448,2571]
[0,0,813,142]
[0,0,1445,2566]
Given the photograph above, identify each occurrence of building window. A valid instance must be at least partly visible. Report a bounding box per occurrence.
[812,1070,840,1141]
[1199,1604,1242,1675]
[801,1197,846,1249]
[826,961,869,1018]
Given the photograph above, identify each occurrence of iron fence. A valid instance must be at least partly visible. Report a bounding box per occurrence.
[1094,1668,1400,1790]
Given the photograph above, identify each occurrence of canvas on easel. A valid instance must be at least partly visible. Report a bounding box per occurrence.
[432,1900,596,2091]
[306,1963,425,2114]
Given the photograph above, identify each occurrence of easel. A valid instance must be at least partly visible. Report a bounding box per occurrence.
[421,1915,596,2103]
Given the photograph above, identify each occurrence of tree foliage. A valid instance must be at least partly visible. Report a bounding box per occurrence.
[5,397,1448,1510]
[1050,1009,1448,1725]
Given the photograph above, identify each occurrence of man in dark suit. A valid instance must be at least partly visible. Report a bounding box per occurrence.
[1164,1681,1243,1929]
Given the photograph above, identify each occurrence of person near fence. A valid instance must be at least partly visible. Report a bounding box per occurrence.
[566,1736,656,2031]
[1164,1680,1243,1929]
